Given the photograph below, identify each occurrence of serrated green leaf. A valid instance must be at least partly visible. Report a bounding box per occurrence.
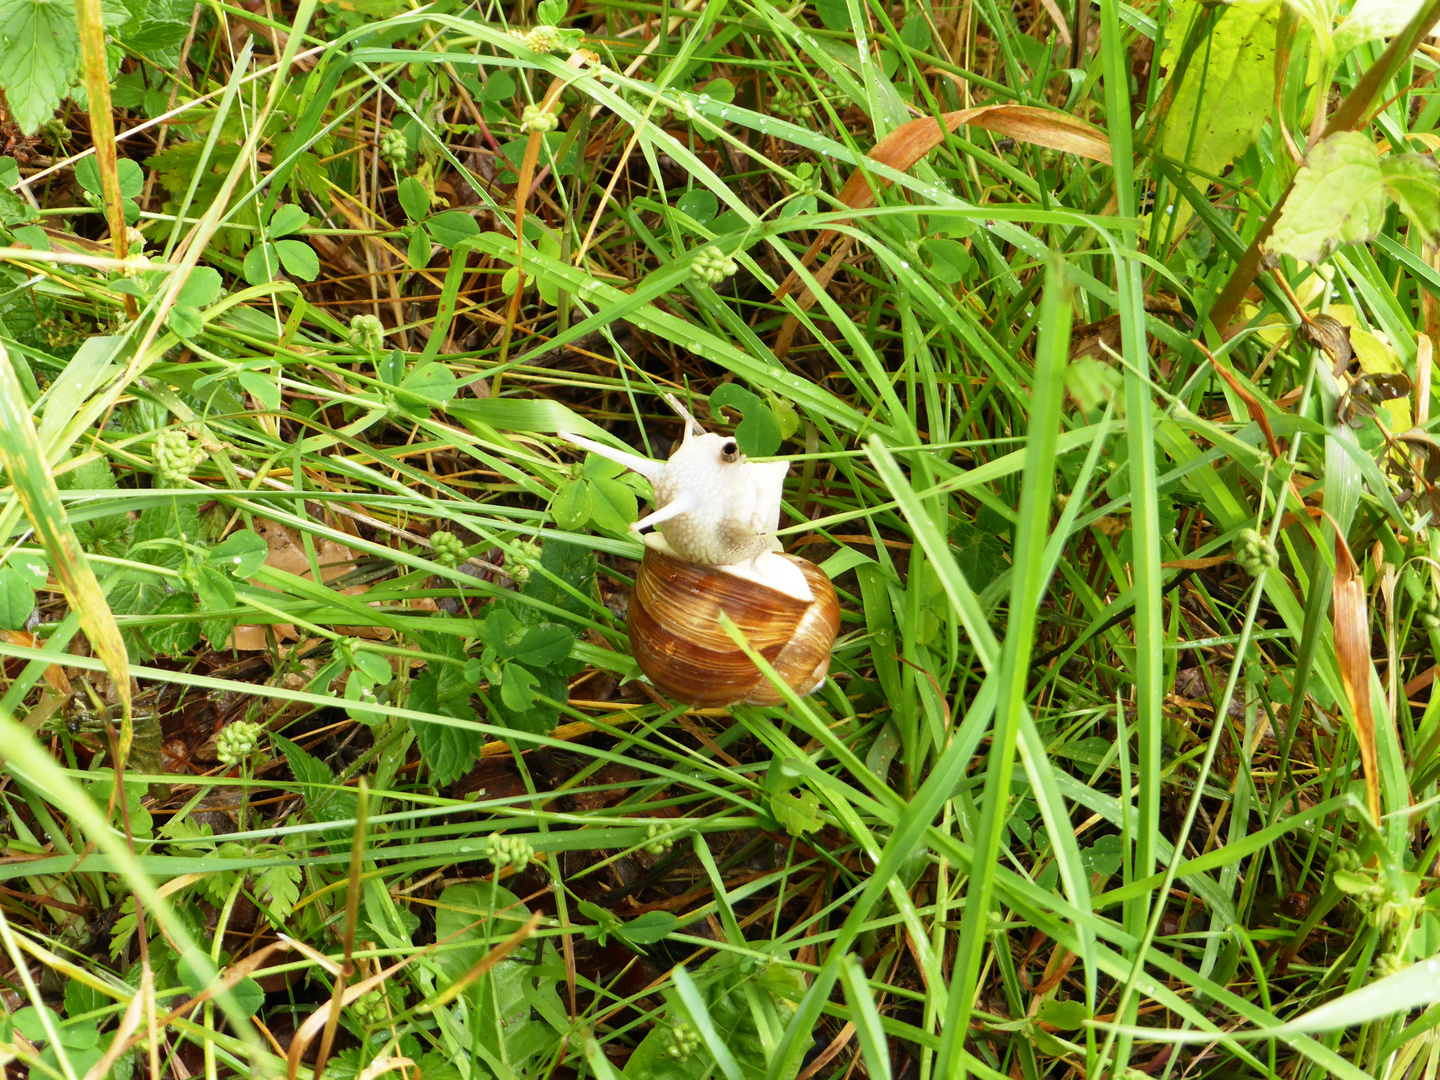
[410,644,481,785]
[147,591,200,655]
[1380,153,1440,246]
[1272,131,1388,263]
[256,863,301,924]
[275,238,319,281]
[0,184,38,226]
[513,624,573,668]
[0,0,80,136]
[1158,0,1280,184]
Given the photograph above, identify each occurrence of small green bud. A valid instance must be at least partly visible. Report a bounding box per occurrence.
[155,428,207,483]
[379,128,408,171]
[666,1020,701,1061]
[643,822,674,856]
[348,314,386,353]
[432,530,466,568]
[690,246,737,286]
[520,103,560,134]
[216,721,264,766]
[487,832,534,872]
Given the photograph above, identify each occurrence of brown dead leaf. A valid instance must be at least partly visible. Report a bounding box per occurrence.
[1205,351,1284,460]
[219,522,360,650]
[1333,532,1380,823]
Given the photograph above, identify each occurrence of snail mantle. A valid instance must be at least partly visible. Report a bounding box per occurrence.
[560,395,839,708]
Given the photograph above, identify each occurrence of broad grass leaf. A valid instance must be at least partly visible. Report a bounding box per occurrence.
[1272,132,1388,262]
[0,342,130,707]
[773,102,1108,354]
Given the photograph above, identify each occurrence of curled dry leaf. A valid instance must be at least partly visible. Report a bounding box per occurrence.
[1299,313,1355,377]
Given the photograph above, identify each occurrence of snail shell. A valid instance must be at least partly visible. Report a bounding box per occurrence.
[628,547,840,708]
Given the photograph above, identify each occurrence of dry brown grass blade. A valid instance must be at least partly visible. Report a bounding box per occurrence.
[1202,349,1284,460]
[773,105,1110,358]
[1333,532,1381,823]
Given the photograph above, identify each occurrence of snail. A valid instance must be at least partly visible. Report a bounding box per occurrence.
[560,395,839,708]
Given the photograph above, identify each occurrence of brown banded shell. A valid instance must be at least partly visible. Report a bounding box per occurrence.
[628,547,840,708]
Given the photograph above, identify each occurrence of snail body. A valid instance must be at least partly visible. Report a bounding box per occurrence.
[561,395,839,707]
